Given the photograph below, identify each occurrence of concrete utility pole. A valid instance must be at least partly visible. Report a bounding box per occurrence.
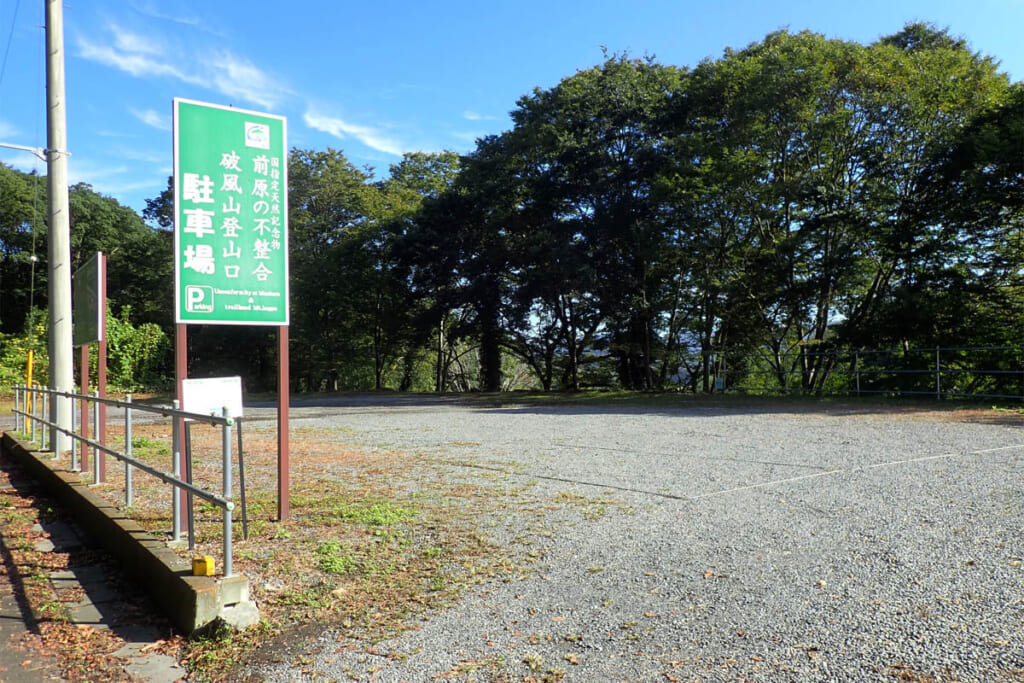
[46,0,73,454]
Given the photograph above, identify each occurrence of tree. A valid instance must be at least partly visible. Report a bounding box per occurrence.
[287,147,375,390]
[500,55,684,389]
[403,139,516,392]
[0,164,43,334]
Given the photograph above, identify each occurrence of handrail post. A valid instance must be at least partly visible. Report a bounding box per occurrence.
[71,397,79,471]
[125,394,133,508]
[222,407,233,578]
[171,400,181,543]
[92,391,101,484]
[29,385,36,443]
[13,387,20,433]
[935,346,941,400]
[41,390,49,451]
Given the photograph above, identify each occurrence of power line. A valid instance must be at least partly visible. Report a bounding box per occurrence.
[0,0,22,89]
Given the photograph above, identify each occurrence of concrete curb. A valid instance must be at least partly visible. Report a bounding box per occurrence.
[1,432,257,635]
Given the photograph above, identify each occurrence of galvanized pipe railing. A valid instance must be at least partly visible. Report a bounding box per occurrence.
[10,385,237,577]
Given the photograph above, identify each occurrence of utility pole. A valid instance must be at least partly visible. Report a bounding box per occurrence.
[46,0,73,455]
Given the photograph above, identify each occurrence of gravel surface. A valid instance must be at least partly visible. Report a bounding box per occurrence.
[243,398,1024,682]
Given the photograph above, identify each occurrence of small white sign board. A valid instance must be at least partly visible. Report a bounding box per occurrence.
[181,376,243,421]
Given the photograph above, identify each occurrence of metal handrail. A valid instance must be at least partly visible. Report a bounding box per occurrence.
[11,384,237,577]
[729,345,1024,402]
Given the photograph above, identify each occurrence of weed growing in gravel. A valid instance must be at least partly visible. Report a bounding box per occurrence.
[334,499,417,528]
[31,419,549,681]
[316,541,359,574]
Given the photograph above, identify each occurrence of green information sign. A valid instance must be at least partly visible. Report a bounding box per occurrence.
[173,98,289,325]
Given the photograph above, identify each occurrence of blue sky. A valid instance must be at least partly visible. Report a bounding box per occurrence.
[1,0,1022,214]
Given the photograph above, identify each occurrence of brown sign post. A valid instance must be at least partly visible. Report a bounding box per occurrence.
[72,251,107,479]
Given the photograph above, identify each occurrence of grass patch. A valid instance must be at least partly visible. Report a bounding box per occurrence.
[316,540,359,575]
[334,499,417,527]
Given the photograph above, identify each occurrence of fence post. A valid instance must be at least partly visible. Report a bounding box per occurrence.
[29,386,36,443]
[92,392,101,484]
[125,394,133,508]
[171,400,181,543]
[935,346,941,400]
[71,398,78,471]
[41,390,49,451]
[222,407,234,578]
[854,351,860,397]
[13,387,20,433]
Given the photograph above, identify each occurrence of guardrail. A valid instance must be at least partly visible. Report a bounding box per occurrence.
[11,385,238,577]
[728,345,1024,400]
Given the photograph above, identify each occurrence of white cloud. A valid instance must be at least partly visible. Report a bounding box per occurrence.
[77,23,287,111]
[111,24,163,55]
[67,159,131,186]
[0,150,45,173]
[115,146,167,164]
[129,1,202,28]
[209,53,287,110]
[450,131,484,145]
[304,110,404,157]
[0,119,19,140]
[77,33,203,85]
[130,108,171,131]
[463,111,498,121]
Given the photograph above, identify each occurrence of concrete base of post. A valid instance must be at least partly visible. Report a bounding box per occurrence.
[1,431,258,635]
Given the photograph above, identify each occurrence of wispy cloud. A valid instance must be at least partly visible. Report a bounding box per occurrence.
[450,131,484,145]
[130,107,171,131]
[0,150,45,172]
[77,23,287,110]
[77,32,202,84]
[0,119,19,140]
[114,146,167,165]
[129,1,202,28]
[111,24,163,55]
[304,110,404,157]
[68,159,131,186]
[209,53,288,110]
[463,111,499,121]
[65,157,166,201]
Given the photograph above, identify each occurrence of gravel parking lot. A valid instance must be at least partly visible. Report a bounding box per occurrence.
[246,397,1024,682]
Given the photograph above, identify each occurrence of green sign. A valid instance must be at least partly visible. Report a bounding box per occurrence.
[173,98,289,325]
[72,251,103,346]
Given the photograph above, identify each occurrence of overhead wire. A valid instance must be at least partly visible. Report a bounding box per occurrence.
[0,0,22,89]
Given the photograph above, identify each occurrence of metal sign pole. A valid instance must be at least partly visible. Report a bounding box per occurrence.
[278,325,290,520]
[97,253,107,481]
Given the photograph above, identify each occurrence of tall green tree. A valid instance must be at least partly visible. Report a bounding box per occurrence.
[502,55,684,389]
[0,164,43,334]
